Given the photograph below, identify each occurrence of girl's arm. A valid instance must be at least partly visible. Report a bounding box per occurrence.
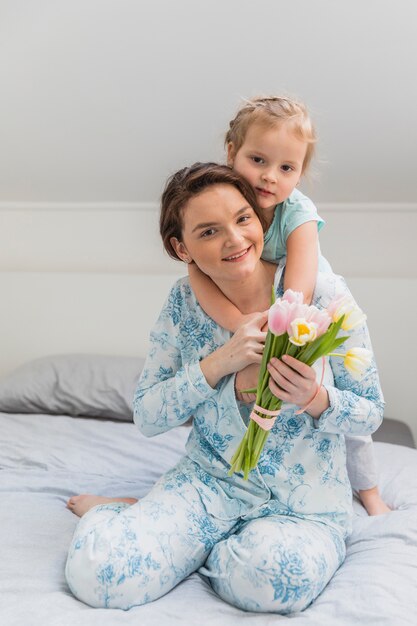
[133,282,267,437]
[188,263,245,333]
[284,221,319,304]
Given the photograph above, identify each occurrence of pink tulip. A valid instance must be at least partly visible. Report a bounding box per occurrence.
[285,303,310,336]
[269,294,331,339]
[327,294,367,331]
[306,306,331,337]
[282,289,304,304]
[327,294,345,318]
[268,299,293,336]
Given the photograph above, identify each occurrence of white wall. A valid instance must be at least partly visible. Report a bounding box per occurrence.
[0,1,416,438]
[0,0,416,203]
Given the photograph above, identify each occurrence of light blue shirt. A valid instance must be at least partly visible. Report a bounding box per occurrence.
[262,189,332,272]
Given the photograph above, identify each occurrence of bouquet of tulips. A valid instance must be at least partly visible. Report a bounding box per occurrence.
[229,289,372,479]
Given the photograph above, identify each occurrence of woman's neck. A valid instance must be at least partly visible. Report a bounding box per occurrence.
[214,260,276,315]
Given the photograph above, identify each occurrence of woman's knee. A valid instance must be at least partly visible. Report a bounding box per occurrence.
[65,541,159,609]
[205,529,332,614]
[65,531,125,608]
[65,506,154,609]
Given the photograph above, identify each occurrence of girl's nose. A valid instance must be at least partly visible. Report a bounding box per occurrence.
[262,168,277,183]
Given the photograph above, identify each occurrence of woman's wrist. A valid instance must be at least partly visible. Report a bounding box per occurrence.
[306,386,330,420]
[200,347,228,389]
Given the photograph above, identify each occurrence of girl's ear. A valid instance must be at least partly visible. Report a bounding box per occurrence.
[170,237,192,263]
[226,142,236,166]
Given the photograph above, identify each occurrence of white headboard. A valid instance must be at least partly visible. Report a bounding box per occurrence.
[1,203,416,443]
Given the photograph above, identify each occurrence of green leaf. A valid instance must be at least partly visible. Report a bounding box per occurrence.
[328,336,350,351]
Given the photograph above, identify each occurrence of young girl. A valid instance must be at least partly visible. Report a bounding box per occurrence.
[188,95,389,516]
[189,95,329,324]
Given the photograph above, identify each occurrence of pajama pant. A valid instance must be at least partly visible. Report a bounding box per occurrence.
[65,473,346,613]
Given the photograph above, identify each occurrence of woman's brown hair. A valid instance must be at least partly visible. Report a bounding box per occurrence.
[160,162,266,261]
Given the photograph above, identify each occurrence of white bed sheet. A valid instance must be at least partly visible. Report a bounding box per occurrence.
[1,412,416,625]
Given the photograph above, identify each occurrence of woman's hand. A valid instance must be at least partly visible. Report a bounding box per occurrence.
[267,354,329,417]
[200,312,268,388]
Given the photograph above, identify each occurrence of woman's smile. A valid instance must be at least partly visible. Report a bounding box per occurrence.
[222,245,252,262]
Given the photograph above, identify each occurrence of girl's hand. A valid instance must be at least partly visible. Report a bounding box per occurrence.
[235,363,260,403]
[200,312,268,388]
[240,312,269,333]
[222,311,268,373]
[267,354,318,408]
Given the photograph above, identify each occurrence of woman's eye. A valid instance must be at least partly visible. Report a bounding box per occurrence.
[238,215,250,223]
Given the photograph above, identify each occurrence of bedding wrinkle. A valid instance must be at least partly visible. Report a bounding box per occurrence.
[1,411,417,623]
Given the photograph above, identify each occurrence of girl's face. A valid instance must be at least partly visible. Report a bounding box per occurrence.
[227,122,308,212]
[170,184,264,285]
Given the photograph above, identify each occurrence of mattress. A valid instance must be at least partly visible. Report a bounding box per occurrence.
[1,411,416,625]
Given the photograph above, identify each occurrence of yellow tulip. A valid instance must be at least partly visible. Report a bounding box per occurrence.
[289,318,318,346]
[343,348,372,380]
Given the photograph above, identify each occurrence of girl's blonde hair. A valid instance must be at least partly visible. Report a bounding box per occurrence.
[225,95,317,174]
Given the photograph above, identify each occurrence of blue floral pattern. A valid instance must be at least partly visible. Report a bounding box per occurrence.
[66,268,384,613]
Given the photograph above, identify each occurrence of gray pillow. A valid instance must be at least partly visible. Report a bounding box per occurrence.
[0,354,145,421]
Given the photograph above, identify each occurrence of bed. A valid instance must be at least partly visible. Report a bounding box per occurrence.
[1,353,417,626]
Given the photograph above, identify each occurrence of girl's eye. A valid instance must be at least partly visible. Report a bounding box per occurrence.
[281,164,293,172]
[251,156,264,164]
[201,228,215,238]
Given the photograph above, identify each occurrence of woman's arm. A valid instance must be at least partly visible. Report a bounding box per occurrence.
[314,317,384,436]
[315,273,384,435]
[133,281,267,437]
[267,274,384,436]
[233,269,383,436]
[267,339,383,437]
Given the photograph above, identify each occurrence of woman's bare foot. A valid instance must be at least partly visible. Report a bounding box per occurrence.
[358,487,391,516]
[67,495,138,518]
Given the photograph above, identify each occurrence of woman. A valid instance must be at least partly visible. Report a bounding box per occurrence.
[65,163,384,613]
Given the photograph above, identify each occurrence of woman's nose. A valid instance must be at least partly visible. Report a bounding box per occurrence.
[224,227,244,246]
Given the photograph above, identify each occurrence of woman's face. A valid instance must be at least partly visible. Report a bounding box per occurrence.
[171,184,264,284]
